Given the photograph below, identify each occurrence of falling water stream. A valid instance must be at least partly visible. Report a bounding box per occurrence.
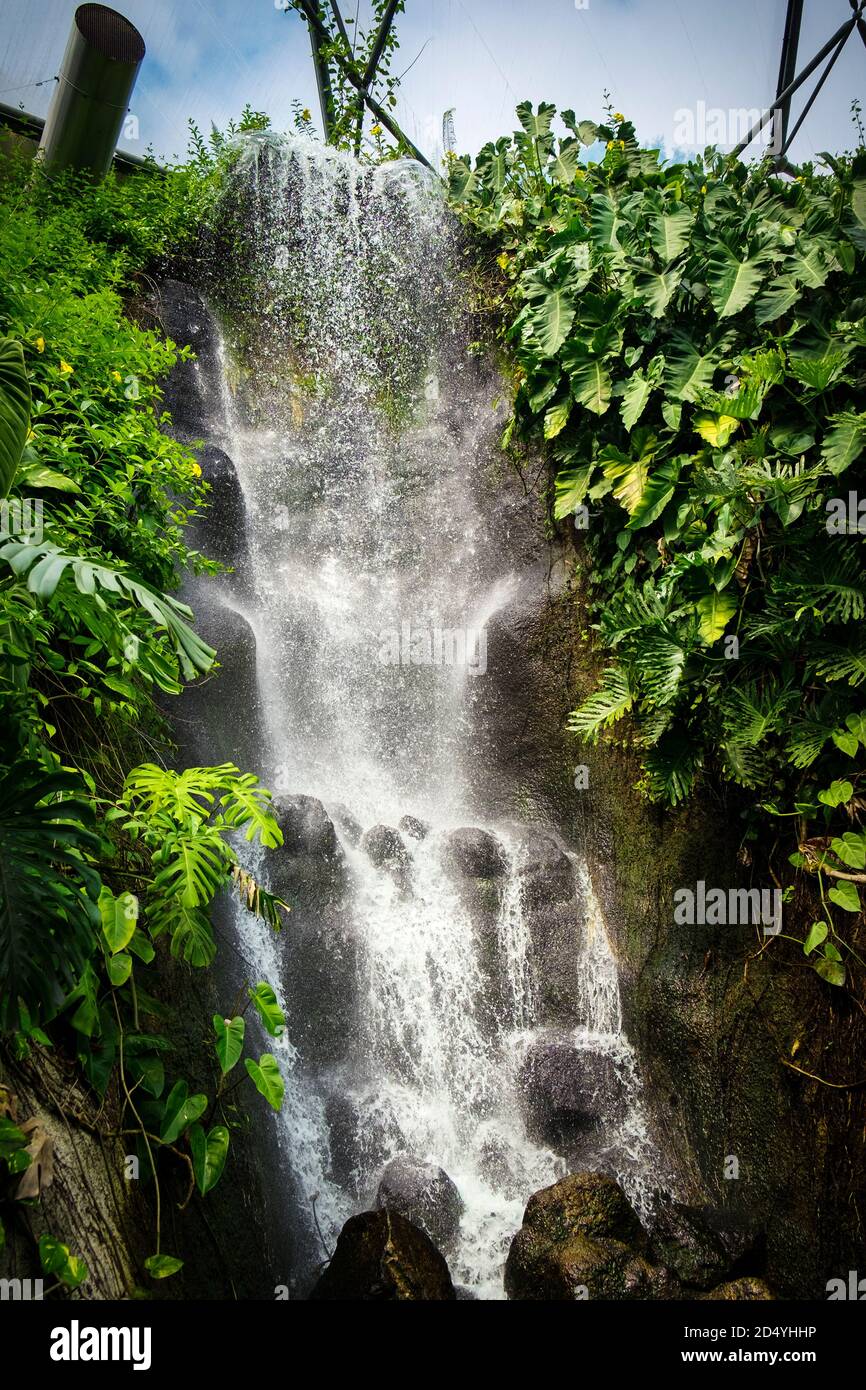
[195,133,659,1298]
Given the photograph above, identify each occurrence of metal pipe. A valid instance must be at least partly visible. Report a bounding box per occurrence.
[38,4,145,178]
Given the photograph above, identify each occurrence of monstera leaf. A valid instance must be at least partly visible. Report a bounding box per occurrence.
[0,338,31,499]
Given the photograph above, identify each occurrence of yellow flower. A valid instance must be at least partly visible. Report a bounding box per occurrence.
[606,140,613,149]
[111,370,122,381]
[301,108,311,122]
[613,112,625,123]
[701,184,707,194]
[619,139,625,148]
[371,124,382,137]
[191,461,202,477]
[496,252,509,270]
[59,360,73,374]
[35,336,44,353]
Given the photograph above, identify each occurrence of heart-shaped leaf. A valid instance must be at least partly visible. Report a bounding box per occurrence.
[213,1014,245,1074]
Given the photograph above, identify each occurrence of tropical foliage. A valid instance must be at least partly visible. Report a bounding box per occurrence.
[0,134,288,1287]
[449,100,866,986]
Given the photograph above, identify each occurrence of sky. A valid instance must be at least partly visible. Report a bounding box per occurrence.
[0,0,863,167]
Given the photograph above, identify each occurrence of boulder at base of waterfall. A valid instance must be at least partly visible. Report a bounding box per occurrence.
[376,1155,464,1251]
[361,824,411,879]
[441,826,507,879]
[325,1092,405,1197]
[505,1172,677,1300]
[700,1277,775,1300]
[518,1041,625,1146]
[649,1195,762,1291]
[399,814,431,841]
[308,1210,456,1300]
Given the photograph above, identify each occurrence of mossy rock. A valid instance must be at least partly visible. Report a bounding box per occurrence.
[308,1210,456,1301]
[700,1277,775,1300]
[505,1172,672,1300]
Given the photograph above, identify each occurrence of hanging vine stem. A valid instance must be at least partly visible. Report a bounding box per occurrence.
[112,991,162,1257]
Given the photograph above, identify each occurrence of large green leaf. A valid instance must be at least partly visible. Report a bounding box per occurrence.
[144,1254,183,1279]
[0,339,31,499]
[553,462,594,520]
[245,1053,284,1111]
[249,982,286,1038]
[160,1079,208,1144]
[570,359,612,414]
[189,1123,230,1195]
[568,667,633,740]
[697,590,737,643]
[0,541,215,681]
[820,413,866,476]
[528,289,575,357]
[99,889,138,955]
[705,246,766,318]
[626,457,682,530]
[664,333,714,403]
[650,206,692,263]
[212,1014,245,1074]
[635,268,681,317]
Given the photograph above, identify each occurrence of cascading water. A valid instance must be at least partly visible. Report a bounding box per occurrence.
[194,131,661,1298]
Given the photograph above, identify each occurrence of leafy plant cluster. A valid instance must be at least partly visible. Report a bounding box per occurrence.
[449,101,866,988]
[0,136,289,1287]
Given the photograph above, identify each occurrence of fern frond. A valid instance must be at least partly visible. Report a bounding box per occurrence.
[568,667,634,741]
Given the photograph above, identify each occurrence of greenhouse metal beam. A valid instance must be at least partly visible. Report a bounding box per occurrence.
[772,0,804,153]
[731,0,866,158]
[294,0,434,170]
[308,17,336,141]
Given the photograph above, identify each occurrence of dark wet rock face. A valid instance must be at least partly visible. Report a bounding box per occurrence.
[157,279,227,436]
[330,803,363,847]
[268,795,356,1070]
[191,443,248,572]
[701,1277,774,1300]
[519,1041,625,1147]
[399,814,430,841]
[278,793,342,858]
[509,830,583,1028]
[375,1155,464,1251]
[649,1197,762,1292]
[172,599,264,773]
[361,824,411,879]
[325,1092,405,1197]
[506,1172,778,1301]
[308,1210,456,1300]
[441,826,507,879]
